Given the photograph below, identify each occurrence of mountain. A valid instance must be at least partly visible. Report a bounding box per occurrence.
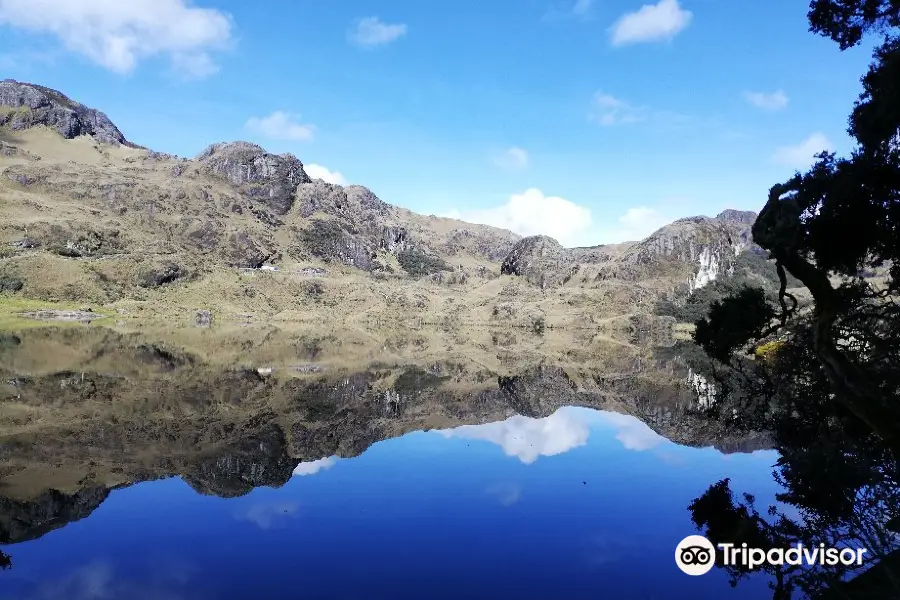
[0,325,770,544]
[0,80,786,328]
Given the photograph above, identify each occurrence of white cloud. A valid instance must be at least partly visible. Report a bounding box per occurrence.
[572,0,594,16]
[447,188,594,248]
[610,0,692,46]
[772,132,833,169]
[744,90,789,111]
[598,412,667,451]
[349,16,407,47]
[245,111,316,142]
[305,163,348,185]
[439,408,592,464]
[614,206,669,240]
[170,51,219,80]
[292,456,337,476]
[493,146,529,170]
[0,0,233,77]
[590,92,645,126]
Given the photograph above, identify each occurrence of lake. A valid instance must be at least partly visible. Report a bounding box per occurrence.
[0,325,781,599]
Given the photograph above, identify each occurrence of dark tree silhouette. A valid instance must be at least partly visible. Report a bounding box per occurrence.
[694,0,900,451]
[686,2,900,597]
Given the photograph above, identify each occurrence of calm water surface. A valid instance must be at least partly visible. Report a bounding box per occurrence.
[0,326,782,599]
[0,407,779,599]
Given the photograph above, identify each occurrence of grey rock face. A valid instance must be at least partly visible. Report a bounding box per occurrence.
[181,219,223,252]
[195,310,213,328]
[181,423,296,498]
[296,219,375,271]
[196,142,310,215]
[0,486,111,544]
[379,226,411,253]
[345,185,389,216]
[225,231,273,268]
[137,261,187,288]
[295,180,349,218]
[500,235,578,288]
[716,209,758,225]
[0,79,129,145]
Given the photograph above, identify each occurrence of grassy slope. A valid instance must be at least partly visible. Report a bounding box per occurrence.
[0,127,668,333]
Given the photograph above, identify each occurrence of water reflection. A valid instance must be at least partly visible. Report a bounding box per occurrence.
[439,409,592,464]
[0,325,780,599]
[292,457,339,477]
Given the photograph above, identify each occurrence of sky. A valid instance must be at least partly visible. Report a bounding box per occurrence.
[0,0,877,246]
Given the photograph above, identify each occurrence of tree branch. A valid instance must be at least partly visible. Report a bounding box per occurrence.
[753,180,900,451]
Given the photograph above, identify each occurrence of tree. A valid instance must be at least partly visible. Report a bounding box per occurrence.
[694,0,900,450]
[685,2,900,597]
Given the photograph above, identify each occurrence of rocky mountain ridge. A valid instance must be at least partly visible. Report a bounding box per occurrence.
[0,79,132,147]
[0,79,783,326]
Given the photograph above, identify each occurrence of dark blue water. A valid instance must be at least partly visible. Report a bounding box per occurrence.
[0,407,778,599]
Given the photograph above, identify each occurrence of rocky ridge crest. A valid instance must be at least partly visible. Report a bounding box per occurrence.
[0,79,131,146]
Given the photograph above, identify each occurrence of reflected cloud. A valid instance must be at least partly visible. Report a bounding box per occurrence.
[598,412,666,452]
[439,408,591,464]
[236,501,299,530]
[486,483,523,507]
[655,449,688,467]
[583,534,645,568]
[23,560,195,600]
[292,457,337,477]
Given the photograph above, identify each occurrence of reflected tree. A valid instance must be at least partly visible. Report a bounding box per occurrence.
[0,549,10,571]
[684,1,900,597]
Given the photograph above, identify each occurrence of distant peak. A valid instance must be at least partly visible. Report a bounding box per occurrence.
[716,209,757,224]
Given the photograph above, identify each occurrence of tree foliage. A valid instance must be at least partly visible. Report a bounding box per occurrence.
[685,2,900,597]
[693,0,900,449]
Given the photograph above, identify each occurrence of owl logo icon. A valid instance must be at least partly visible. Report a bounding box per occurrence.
[675,535,717,576]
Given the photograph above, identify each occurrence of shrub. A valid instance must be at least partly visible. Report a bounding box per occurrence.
[302,280,325,300]
[396,249,450,277]
[0,276,24,293]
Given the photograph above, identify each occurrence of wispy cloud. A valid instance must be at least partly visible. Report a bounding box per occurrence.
[590,92,646,126]
[245,111,316,142]
[0,0,233,78]
[492,146,530,171]
[486,483,523,506]
[543,0,596,21]
[772,132,833,169]
[236,501,300,530]
[349,16,407,48]
[610,0,693,47]
[572,0,594,17]
[744,90,789,111]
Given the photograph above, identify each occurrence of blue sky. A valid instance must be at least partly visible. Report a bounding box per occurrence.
[0,0,876,246]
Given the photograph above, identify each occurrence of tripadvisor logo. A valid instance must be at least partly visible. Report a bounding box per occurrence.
[675,535,868,576]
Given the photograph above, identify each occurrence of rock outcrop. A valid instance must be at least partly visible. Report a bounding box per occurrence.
[717,209,758,225]
[0,79,130,146]
[196,142,310,215]
[295,219,376,271]
[0,486,111,544]
[501,235,577,288]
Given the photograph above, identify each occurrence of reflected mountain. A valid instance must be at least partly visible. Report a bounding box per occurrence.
[0,325,770,547]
